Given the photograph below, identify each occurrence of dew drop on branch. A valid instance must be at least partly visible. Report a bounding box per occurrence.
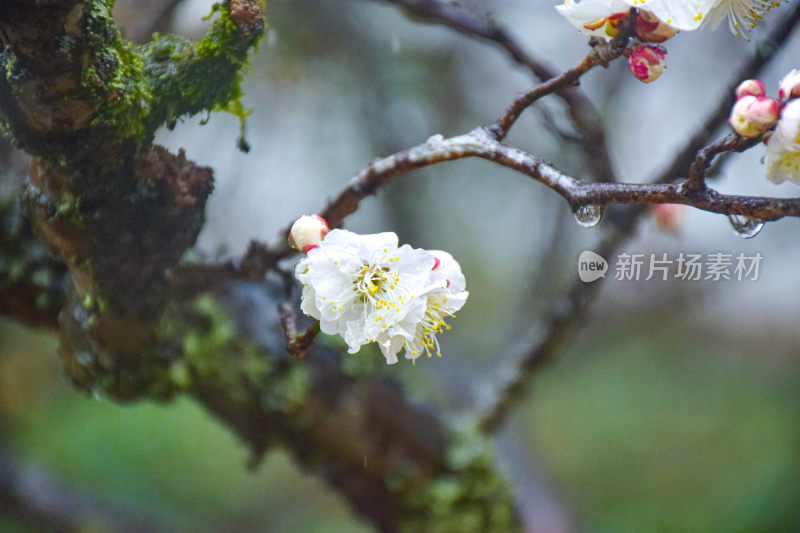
[728,215,764,239]
[573,204,604,228]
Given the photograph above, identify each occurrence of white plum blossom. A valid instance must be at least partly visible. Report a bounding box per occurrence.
[765,99,800,185]
[556,0,780,39]
[295,227,468,364]
[376,251,469,363]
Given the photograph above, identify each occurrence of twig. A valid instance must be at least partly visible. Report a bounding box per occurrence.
[372,0,620,180]
[277,270,321,358]
[279,306,320,358]
[685,133,761,190]
[487,9,637,141]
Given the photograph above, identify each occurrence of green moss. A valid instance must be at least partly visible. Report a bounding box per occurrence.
[80,1,153,146]
[1,0,262,163]
[398,422,521,533]
[140,4,264,144]
[174,294,309,410]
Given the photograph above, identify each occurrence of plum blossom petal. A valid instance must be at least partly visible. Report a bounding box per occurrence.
[765,99,800,185]
[376,250,469,363]
[778,69,800,101]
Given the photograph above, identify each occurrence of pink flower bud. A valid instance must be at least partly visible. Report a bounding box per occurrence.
[778,69,800,101]
[628,45,666,84]
[289,214,329,253]
[634,10,677,43]
[728,95,782,137]
[652,204,685,235]
[734,79,766,100]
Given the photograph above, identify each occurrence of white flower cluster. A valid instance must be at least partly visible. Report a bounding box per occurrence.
[557,0,781,39]
[293,223,468,364]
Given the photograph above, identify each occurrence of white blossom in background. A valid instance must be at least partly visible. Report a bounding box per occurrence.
[293,222,468,364]
[765,99,800,185]
[556,0,781,39]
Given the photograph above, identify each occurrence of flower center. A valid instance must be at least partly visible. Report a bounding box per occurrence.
[350,262,405,329]
[354,263,393,301]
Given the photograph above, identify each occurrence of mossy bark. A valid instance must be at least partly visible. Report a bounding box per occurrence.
[0,2,522,531]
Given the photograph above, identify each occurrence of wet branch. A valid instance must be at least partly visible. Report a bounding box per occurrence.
[373,0,619,180]
[317,128,799,229]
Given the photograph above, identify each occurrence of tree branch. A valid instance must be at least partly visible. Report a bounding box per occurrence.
[371,0,620,180]
[317,128,798,227]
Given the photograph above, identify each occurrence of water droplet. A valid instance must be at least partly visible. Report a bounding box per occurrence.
[573,204,604,228]
[728,214,764,239]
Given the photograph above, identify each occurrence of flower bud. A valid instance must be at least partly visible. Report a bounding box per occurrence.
[728,95,782,138]
[289,214,329,253]
[778,69,800,101]
[734,79,766,100]
[634,10,677,43]
[628,45,666,83]
[652,204,685,235]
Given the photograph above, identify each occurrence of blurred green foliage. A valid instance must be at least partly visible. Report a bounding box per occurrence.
[2,306,798,532]
[0,319,371,533]
[522,314,800,533]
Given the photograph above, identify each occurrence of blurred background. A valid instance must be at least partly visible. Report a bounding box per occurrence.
[1,0,799,531]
